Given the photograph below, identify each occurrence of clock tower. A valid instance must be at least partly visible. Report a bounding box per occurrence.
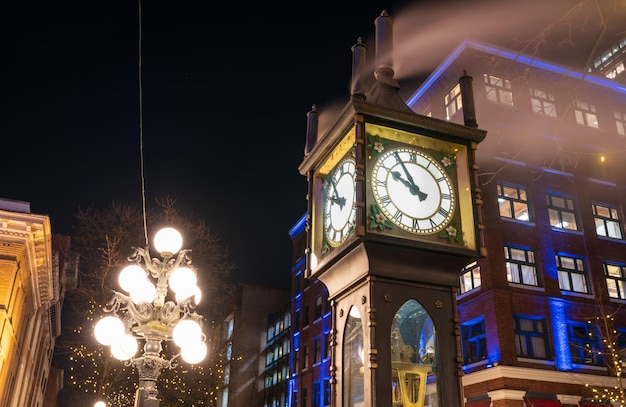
[299,11,487,407]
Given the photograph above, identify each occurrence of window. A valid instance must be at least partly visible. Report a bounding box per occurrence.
[497,183,530,221]
[556,254,589,293]
[313,382,321,407]
[459,261,481,294]
[615,111,626,136]
[224,315,234,341]
[314,295,323,320]
[302,344,309,370]
[294,309,300,331]
[268,326,275,341]
[605,62,625,80]
[530,88,557,117]
[574,100,599,128]
[504,245,538,286]
[461,318,487,364]
[604,262,626,299]
[302,387,308,407]
[303,305,310,327]
[323,378,331,406]
[445,83,463,120]
[514,315,549,359]
[547,193,579,231]
[314,337,322,364]
[484,74,513,106]
[593,202,623,239]
[568,322,602,365]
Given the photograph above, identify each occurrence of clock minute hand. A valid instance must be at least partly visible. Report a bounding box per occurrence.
[391,171,428,201]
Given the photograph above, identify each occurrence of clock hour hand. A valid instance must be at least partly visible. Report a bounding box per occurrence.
[329,179,346,209]
[391,171,428,201]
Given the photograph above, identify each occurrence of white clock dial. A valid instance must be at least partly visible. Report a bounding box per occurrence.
[323,157,357,247]
[371,147,454,234]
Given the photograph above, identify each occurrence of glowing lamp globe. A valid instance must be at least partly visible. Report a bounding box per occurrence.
[94,316,125,346]
[176,284,201,304]
[111,333,138,360]
[181,341,207,364]
[129,280,156,304]
[153,227,183,256]
[94,402,107,407]
[173,319,202,349]
[168,267,197,294]
[118,264,146,293]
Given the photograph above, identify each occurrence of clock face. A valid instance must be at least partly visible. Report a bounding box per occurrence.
[323,157,357,247]
[371,147,455,234]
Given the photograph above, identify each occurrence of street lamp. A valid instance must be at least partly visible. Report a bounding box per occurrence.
[94,227,206,406]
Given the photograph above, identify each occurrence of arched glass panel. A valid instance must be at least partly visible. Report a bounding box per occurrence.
[343,306,364,407]
[391,299,439,407]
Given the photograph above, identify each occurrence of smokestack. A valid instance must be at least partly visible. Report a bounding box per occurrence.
[351,37,366,101]
[374,10,398,87]
[304,105,319,156]
[459,70,478,128]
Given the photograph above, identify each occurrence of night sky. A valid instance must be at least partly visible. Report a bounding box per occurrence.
[2,0,615,288]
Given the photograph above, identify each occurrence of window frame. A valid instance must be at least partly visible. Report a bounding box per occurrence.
[555,253,589,294]
[497,183,531,221]
[504,245,539,286]
[483,73,513,106]
[615,111,626,136]
[445,83,463,120]
[568,321,603,366]
[513,315,550,360]
[592,202,624,239]
[529,87,557,117]
[461,318,487,365]
[574,100,599,128]
[547,193,579,231]
[604,261,626,300]
[459,261,481,294]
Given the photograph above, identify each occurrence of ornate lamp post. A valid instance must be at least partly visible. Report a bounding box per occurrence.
[94,227,206,407]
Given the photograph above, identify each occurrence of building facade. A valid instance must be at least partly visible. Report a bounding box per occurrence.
[217,283,290,407]
[289,38,626,407]
[0,199,73,407]
[288,215,332,407]
[405,40,626,406]
[263,300,291,407]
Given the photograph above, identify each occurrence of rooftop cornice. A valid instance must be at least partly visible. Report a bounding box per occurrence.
[0,210,53,308]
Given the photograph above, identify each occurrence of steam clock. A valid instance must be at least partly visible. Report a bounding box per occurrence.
[299,11,487,407]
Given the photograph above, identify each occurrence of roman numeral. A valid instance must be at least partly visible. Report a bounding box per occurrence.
[379,195,391,207]
[438,207,449,217]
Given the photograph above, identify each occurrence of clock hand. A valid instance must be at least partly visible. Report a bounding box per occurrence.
[331,196,347,207]
[393,152,418,186]
[391,171,428,201]
[329,179,346,209]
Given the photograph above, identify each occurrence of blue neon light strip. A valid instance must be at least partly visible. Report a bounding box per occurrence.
[406,40,626,108]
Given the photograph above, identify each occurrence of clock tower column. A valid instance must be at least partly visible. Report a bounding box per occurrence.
[299,11,487,407]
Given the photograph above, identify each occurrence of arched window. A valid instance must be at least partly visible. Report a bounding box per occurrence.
[343,306,364,407]
[391,299,439,407]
